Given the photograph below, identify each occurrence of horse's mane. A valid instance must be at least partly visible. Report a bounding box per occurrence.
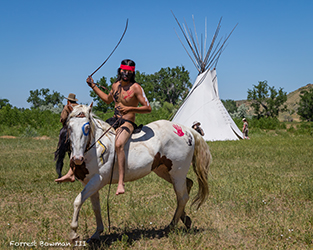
[67,105,112,136]
[68,104,93,120]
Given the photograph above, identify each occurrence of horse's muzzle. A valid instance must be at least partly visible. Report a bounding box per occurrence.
[71,155,84,165]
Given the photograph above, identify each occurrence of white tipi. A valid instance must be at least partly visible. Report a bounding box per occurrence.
[171,14,243,141]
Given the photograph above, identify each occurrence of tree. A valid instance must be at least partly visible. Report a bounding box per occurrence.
[39,103,64,114]
[89,77,114,112]
[247,80,287,119]
[221,99,237,114]
[230,104,249,119]
[27,88,64,108]
[0,98,12,109]
[91,66,192,109]
[150,66,191,105]
[297,88,313,121]
[135,71,154,102]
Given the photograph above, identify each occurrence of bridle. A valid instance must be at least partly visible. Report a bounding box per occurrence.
[85,116,121,152]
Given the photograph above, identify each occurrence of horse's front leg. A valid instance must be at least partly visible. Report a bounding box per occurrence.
[88,191,104,242]
[69,174,104,242]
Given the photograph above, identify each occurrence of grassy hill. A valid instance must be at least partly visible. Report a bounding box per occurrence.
[235,83,313,122]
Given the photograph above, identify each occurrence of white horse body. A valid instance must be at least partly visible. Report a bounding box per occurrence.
[67,104,211,242]
[119,121,194,183]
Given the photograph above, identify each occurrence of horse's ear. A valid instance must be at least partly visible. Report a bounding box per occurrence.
[88,102,93,115]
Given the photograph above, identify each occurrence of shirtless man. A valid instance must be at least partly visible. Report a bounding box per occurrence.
[88,59,151,195]
[55,59,151,195]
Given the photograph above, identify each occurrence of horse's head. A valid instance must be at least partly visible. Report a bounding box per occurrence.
[67,103,94,165]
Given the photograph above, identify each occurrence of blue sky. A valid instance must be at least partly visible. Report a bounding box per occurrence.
[1,0,312,108]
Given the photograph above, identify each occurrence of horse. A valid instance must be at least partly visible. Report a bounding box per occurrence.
[66,104,212,242]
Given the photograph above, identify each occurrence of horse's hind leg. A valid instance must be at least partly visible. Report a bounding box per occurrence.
[180,178,193,229]
[154,166,193,230]
[168,177,191,230]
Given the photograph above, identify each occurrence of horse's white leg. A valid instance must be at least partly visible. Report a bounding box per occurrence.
[69,174,104,241]
[179,178,193,229]
[70,192,82,241]
[89,191,104,241]
[169,177,190,229]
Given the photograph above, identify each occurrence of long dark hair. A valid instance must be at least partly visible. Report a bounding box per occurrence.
[116,59,136,83]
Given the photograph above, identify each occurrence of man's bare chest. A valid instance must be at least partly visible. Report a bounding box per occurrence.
[113,85,137,105]
[121,88,135,101]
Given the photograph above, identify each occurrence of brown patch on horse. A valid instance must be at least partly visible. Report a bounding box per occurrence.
[151,152,172,171]
[70,160,89,181]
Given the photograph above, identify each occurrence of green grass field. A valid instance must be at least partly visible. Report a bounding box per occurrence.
[0,131,312,249]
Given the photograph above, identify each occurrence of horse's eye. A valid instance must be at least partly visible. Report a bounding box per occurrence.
[82,122,90,136]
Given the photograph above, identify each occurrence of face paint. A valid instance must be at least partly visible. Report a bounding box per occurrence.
[82,122,90,136]
[121,70,133,81]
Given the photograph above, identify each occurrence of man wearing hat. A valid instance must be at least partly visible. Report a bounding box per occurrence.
[54,93,79,182]
[60,93,79,125]
[192,121,204,136]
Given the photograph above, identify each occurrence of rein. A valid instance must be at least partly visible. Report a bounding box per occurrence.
[84,117,121,152]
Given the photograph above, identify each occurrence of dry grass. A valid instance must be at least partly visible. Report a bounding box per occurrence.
[1,133,313,249]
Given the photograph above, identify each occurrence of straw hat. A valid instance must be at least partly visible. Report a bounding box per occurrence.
[192,121,201,126]
[65,93,78,102]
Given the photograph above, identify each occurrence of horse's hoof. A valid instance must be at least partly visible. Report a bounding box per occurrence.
[183,215,192,229]
[164,225,174,234]
[69,231,80,242]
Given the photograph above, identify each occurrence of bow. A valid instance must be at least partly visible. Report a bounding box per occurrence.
[89,19,129,77]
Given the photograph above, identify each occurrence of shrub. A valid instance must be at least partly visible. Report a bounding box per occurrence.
[295,122,313,135]
[22,125,39,137]
[0,106,60,137]
[250,117,285,130]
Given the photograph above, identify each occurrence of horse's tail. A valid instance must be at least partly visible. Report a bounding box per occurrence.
[190,129,212,210]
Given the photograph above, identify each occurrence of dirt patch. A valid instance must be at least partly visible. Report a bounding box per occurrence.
[0,136,16,139]
[286,124,296,129]
[0,136,50,140]
[34,136,50,140]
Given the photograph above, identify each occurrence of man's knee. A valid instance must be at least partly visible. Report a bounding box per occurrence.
[115,141,124,152]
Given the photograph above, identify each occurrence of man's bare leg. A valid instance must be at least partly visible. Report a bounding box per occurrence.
[115,123,134,195]
[55,168,75,183]
[116,149,125,195]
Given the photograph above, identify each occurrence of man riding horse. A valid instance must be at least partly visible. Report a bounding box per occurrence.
[55,59,151,195]
[54,93,79,179]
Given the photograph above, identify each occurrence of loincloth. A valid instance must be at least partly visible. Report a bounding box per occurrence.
[106,116,143,134]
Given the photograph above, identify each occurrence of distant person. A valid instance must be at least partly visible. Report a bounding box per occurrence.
[242,118,249,139]
[192,121,204,136]
[54,93,79,182]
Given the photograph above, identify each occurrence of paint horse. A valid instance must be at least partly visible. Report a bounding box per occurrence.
[66,104,212,242]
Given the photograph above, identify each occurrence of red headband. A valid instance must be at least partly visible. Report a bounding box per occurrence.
[120,64,135,72]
